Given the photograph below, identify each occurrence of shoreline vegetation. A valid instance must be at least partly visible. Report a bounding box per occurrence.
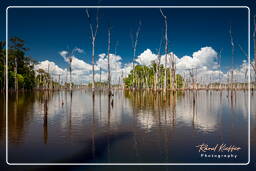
[0,10,255,93]
[0,35,255,93]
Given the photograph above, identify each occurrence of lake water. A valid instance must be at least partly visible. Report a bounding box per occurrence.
[0,90,253,164]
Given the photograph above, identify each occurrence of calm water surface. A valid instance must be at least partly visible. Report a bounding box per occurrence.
[0,90,252,163]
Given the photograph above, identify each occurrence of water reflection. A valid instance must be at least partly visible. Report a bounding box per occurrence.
[0,90,250,163]
[43,91,48,144]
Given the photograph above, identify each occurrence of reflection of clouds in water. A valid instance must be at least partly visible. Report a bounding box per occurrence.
[32,91,134,131]
[137,110,155,130]
[176,91,249,132]
[32,91,250,134]
[176,92,220,132]
[134,91,249,133]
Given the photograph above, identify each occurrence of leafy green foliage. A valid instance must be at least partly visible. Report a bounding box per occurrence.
[123,63,184,89]
[0,37,36,90]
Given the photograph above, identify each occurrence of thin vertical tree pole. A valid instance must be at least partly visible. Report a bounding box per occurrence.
[121,71,124,90]
[58,74,60,90]
[155,37,162,91]
[99,67,101,83]
[218,49,222,90]
[47,63,50,90]
[253,15,256,86]
[169,54,172,90]
[69,56,72,90]
[160,8,168,92]
[131,21,141,90]
[229,25,235,91]
[107,24,112,95]
[172,53,176,90]
[86,8,99,93]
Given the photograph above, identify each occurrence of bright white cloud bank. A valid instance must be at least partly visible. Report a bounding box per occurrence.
[136,49,158,66]
[34,46,252,84]
[34,60,65,75]
[176,47,218,70]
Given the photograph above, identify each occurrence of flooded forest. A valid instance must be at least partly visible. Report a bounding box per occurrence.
[0,8,255,164]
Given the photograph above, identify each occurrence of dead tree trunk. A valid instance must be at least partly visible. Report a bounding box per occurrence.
[170,52,176,91]
[99,67,101,83]
[154,38,162,91]
[218,49,223,90]
[189,69,195,90]
[160,9,168,92]
[47,63,50,90]
[107,24,112,95]
[86,8,99,93]
[229,26,235,91]
[69,56,72,90]
[253,15,256,85]
[131,21,142,90]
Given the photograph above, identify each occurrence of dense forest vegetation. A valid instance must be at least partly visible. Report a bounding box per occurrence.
[0,37,36,90]
[0,37,54,91]
[123,63,184,89]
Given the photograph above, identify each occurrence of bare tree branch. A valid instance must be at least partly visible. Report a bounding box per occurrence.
[131,20,142,89]
[85,8,100,92]
[229,25,235,89]
[160,8,168,91]
[107,23,112,93]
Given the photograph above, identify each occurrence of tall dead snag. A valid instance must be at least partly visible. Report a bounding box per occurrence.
[47,63,50,89]
[229,25,235,90]
[160,9,168,92]
[169,52,176,90]
[131,21,142,89]
[99,67,102,83]
[154,37,162,91]
[68,51,73,90]
[218,49,223,90]
[252,15,256,83]
[107,24,112,95]
[238,44,249,88]
[86,8,99,93]
[189,69,195,90]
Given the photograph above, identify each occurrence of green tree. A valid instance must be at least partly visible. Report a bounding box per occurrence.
[0,41,6,90]
[123,63,184,90]
[0,37,37,90]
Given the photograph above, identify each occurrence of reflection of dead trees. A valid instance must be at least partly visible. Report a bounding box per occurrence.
[164,104,169,163]
[192,90,197,129]
[170,92,176,128]
[69,90,73,132]
[107,93,112,162]
[130,91,140,161]
[43,91,48,144]
[91,92,96,159]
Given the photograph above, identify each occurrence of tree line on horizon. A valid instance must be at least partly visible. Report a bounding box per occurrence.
[0,37,63,91]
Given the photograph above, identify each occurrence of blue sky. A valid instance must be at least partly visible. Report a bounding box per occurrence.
[7,7,248,71]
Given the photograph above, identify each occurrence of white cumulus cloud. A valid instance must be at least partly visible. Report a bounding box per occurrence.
[34,60,65,76]
[135,49,158,66]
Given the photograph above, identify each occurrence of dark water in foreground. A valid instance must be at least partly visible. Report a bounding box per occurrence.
[0,90,252,164]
